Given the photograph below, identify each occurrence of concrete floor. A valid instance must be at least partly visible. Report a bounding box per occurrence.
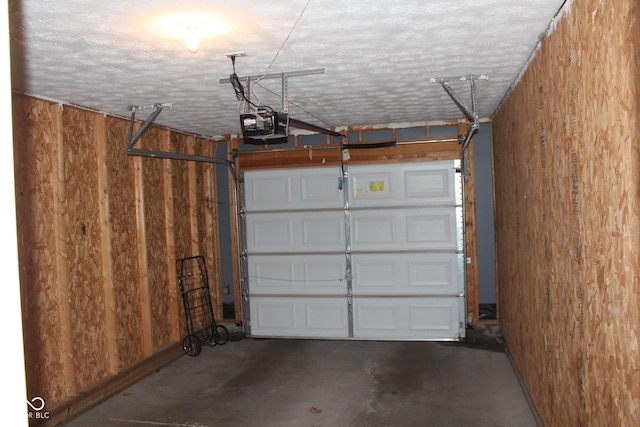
[66,328,539,427]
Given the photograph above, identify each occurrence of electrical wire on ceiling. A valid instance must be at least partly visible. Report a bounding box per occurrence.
[252,83,333,129]
[228,0,333,129]
[229,55,273,118]
[249,0,316,119]
[255,0,312,84]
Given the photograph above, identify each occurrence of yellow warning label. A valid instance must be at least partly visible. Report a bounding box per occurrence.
[369,181,385,192]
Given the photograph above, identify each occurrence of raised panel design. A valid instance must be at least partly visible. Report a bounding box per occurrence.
[353,297,461,339]
[255,301,296,330]
[250,297,348,338]
[248,175,293,207]
[352,253,460,295]
[405,169,450,199]
[300,174,343,206]
[244,162,465,341]
[354,304,399,331]
[246,211,345,253]
[406,213,452,244]
[351,208,458,251]
[408,303,458,331]
[244,167,343,211]
[248,254,347,295]
[350,161,456,207]
[302,217,344,246]
[250,217,294,248]
[306,303,348,330]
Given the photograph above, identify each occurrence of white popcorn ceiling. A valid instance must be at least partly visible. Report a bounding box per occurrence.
[9,0,567,139]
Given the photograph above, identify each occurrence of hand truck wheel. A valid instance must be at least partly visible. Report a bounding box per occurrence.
[182,334,202,356]
[207,324,230,346]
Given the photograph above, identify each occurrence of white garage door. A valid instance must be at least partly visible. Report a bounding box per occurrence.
[241,161,465,340]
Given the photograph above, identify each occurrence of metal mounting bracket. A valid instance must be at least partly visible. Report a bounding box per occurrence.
[431,75,488,178]
[126,103,172,149]
[125,102,236,179]
[219,68,325,114]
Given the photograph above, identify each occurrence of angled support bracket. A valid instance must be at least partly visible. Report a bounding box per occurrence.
[430,75,488,178]
[126,103,172,149]
[430,75,488,147]
[125,102,236,179]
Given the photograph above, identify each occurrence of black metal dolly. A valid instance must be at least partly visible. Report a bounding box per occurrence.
[176,255,229,356]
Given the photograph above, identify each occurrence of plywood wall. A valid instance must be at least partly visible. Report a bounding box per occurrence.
[12,93,223,418]
[14,96,71,404]
[492,0,640,425]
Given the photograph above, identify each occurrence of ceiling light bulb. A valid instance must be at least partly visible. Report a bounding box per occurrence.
[184,23,201,54]
[186,35,200,53]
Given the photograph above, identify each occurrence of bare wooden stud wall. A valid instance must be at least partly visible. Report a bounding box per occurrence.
[12,93,222,424]
[13,90,488,423]
[460,122,479,325]
[104,115,145,368]
[195,139,222,315]
[492,0,639,425]
[61,106,112,391]
[139,126,180,349]
[95,114,119,375]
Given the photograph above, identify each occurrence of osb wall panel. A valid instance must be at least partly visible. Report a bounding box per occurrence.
[104,116,146,367]
[170,132,196,263]
[139,126,176,349]
[13,93,209,413]
[169,133,200,338]
[194,139,221,312]
[13,94,71,403]
[60,106,111,391]
[492,0,640,425]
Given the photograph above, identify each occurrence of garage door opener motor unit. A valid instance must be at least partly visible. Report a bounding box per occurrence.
[240,108,289,140]
[223,54,342,142]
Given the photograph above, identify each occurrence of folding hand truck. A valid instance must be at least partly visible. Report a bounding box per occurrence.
[177,255,229,356]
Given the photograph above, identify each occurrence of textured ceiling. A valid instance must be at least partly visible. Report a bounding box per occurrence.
[9,0,567,139]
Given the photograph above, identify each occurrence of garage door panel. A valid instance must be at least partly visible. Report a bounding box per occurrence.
[250,297,348,337]
[351,208,459,251]
[300,173,343,207]
[352,253,461,295]
[350,161,457,207]
[249,254,346,294]
[247,175,294,208]
[246,211,345,253]
[243,161,465,341]
[405,169,452,200]
[302,216,345,246]
[245,167,343,211]
[353,297,461,339]
[249,217,294,248]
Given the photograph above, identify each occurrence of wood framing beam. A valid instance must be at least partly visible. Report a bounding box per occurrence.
[95,113,119,374]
